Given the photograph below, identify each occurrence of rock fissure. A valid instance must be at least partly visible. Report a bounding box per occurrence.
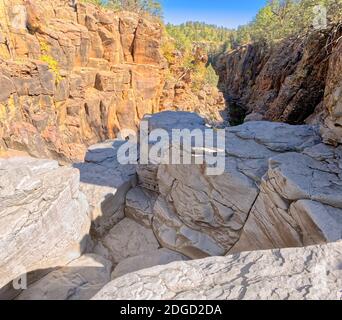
[0,0,342,301]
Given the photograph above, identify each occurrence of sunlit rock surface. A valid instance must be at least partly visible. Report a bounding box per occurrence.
[93,241,342,300]
[0,157,90,288]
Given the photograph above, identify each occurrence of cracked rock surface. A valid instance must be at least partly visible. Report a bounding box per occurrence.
[125,187,158,228]
[137,113,327,258]
[0,157,90,288]
[1,112,342,300]
[93,241,342,300]
[99,218,160,265]
[230,144,342,253]
[111,249,189,279]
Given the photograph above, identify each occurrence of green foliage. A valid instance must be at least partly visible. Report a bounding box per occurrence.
[39,40,62,84]
[204,64,219,87]
[79,0,104,5]
[40,55,62,84]
[161,28,177,64]
[163,22,228,90]
[166,21,233,54]
[190,63,207,91]
[231,0,342,46]
[86,0,163,17]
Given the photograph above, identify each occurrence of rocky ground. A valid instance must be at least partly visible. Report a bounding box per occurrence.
[0,111,341,300]
[0,0,342,301]
[93,241,342,300]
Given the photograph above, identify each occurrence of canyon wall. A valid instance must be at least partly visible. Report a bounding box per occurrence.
[216,27,342,146]
[0,0,224,162]
[321,34,342,145]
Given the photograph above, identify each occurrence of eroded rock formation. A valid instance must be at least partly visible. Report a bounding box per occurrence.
[135,112,341,259]
[0,1,342,302]
[321,34,342,145]
[216,27,342,146]
[93,241,342,300]
[16,254,112,300]
[1,111,342,300]
[0,157,90,289]
[0,0,224,162]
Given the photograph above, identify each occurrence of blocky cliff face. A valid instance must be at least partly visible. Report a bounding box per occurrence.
[0,0,224,162]
[321,34,342,145]
[216,27,342,146]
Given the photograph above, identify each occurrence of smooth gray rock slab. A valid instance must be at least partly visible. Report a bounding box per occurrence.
[0,157,90,288]
[74,139,137,237]
[143,111,207,133]
[137,114,323,257]
[228,121,321,153]
[290,200,342,243]
[93,241,342,300]
[16,254,112,300]
[152,196,226,259]
[111,249,188,279]
[101,218,160,264]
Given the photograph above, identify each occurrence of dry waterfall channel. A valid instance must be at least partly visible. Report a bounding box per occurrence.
[1,111,342,300]
[0,0,342,301]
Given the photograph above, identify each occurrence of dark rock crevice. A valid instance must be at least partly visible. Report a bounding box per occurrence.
[215,29,336,126]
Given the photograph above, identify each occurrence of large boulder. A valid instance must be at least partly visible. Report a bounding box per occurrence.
[137,113,322,258]
[93,241,342,300]
[230,143,342,253]
[0,157,90,288]
[136,111,207,192]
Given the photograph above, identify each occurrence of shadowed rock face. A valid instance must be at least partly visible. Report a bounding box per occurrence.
[0,0,225,162]
[321,34,342,145]
[93,241,342,300]
[216,28,342,138]
[16,254,112,300]
[73,140,137,237]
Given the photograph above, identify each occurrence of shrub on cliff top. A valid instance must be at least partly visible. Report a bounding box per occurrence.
[81,0,163,18]
[232,0,342,46]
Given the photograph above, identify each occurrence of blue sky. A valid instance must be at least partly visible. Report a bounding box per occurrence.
[162,0,267,28]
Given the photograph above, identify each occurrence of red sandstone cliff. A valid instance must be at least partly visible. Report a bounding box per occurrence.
[0,0,224,161]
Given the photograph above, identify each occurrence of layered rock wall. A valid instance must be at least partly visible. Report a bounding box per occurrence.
[0,0,224,162]
[0,0,165,161]
[216,27,342,146]
[321,34,342,145]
